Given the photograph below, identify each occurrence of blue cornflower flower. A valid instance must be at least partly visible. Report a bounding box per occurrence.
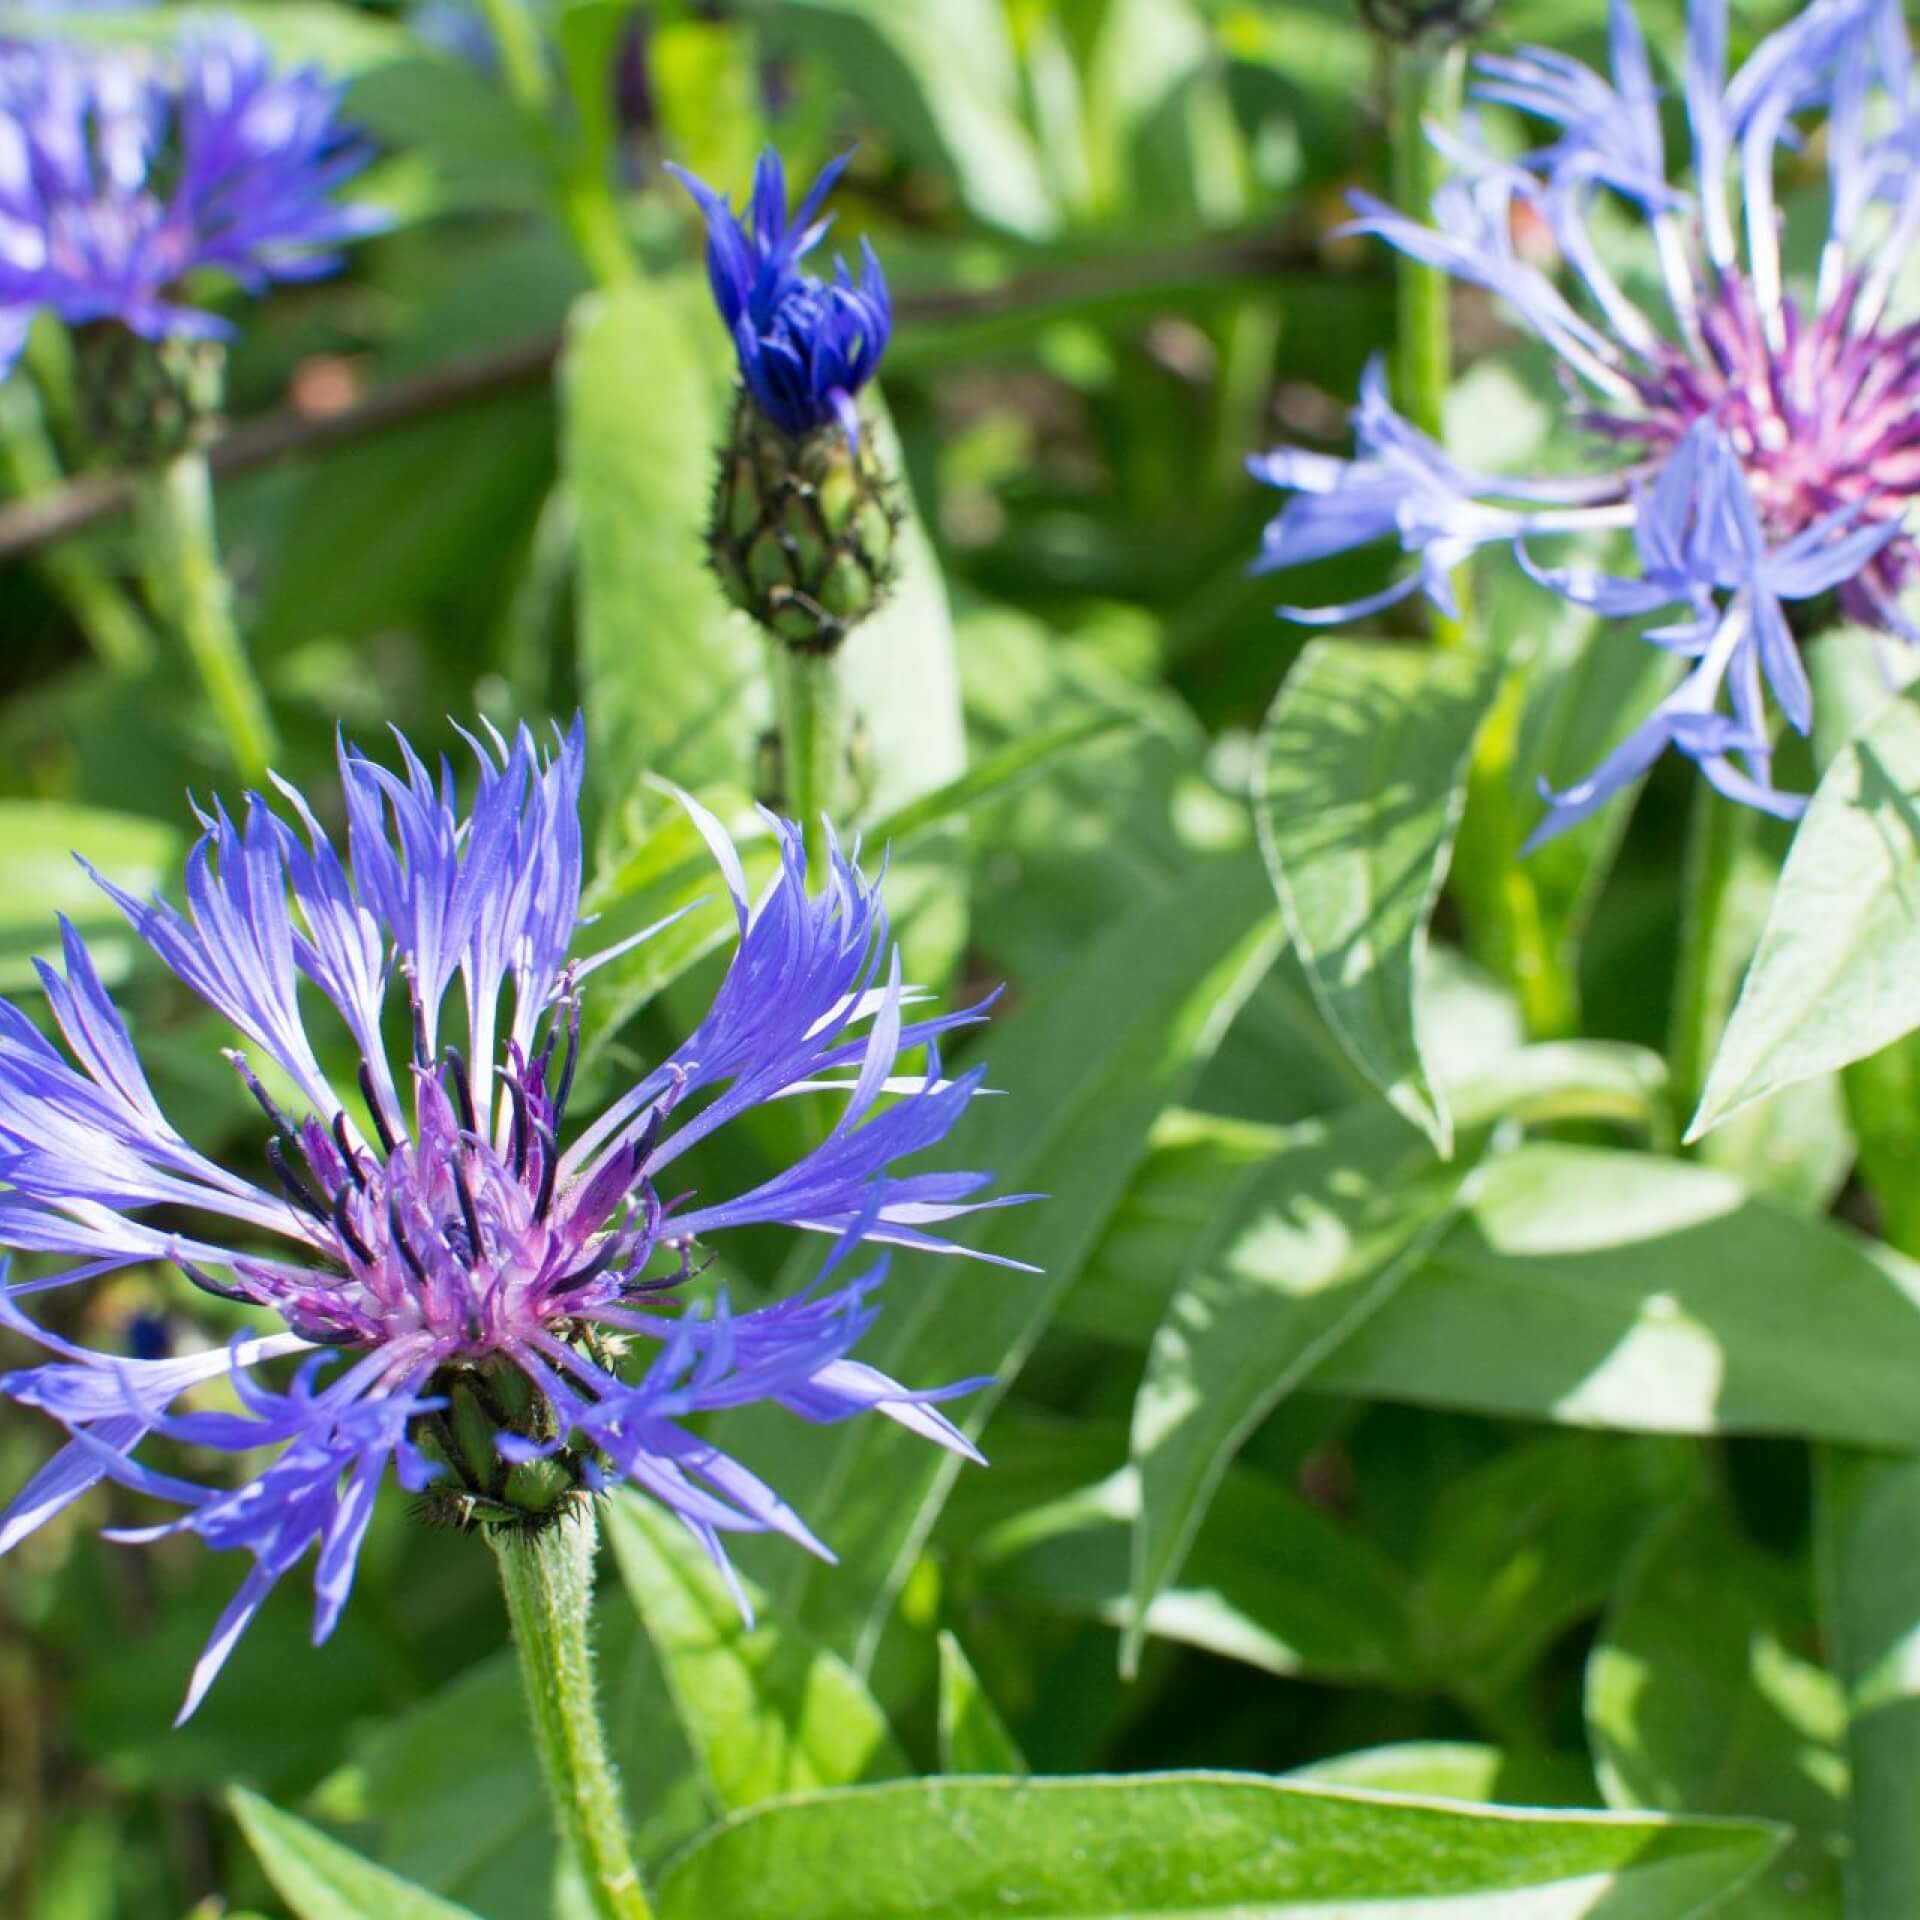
[0,721,1018,1720]
[0,20,383,374]
[1251,0,1920,840]
[669,146,891,444]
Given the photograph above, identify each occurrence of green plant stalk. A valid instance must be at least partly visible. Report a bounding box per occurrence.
[1451,669,1579,1041]
[490,1511,654,1920]
[134,452,276,783]
[770,640,845,875]
[1386,37,1577,1032]
[1666,781,1753,1135]
[1388,38,1467,648]
[478,0,553,114]
[478,0,636,289]
[0,383,153,671]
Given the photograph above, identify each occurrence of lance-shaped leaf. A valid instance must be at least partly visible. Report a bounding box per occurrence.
[1691,684,1920,1139]
[1256,637,1493,1153]
[651,1773,1781,1919]
[229,1789,484,1920]
[1126,1095,1482,1672]
[1816,1447,1920,1920]
[715,851,1286,1669]
[603,1492,908,1813]
[1317,1145,1920,1447]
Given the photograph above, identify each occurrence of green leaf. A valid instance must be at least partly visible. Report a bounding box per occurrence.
[1065,1042,1670,1353]
[937,1631,1027,1776]
[1316,1144,1920,1447]
[0,4,409,70]
[563,276,758,814]
[1126,1094,1481,1672]
[974,1451,1417,1686]
[1411,1434,1696,1705]
[1256,637,1493,1152]
[652,1773,1782,1919]
[768,1,1058,237]
[228,1788,484,1920]
[1816,1447,1920,1920]
[603,1491,909,1812]
[1289,1743,1595,1809]
[1063,1108,1294,1349]
[1587,1502,1846,1918]
[1691,684,1920,1139]
[716,850,1285,1668]
[0,802,180,990]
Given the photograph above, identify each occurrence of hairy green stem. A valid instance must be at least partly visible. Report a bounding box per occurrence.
[770,641,845,874]
[490,1512,654,1920]
[134,452,276,782]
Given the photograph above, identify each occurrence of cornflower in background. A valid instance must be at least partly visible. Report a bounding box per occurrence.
[674,145,900,653]
[0,19,383,386]
[1251,0,1920,840]
[0,722,1015,1720]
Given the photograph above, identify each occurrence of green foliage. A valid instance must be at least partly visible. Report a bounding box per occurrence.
[12,1,1920,1918]
[1256,635,1493,1149]
[648,1775,1781,1919]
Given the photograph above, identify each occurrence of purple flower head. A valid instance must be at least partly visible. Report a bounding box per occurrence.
[0,720,1020,1721]
[669,146,892,444]
[0,20,385,375]
[1251,0,1920,841]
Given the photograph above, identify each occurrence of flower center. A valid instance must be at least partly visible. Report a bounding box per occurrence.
[221,1032,669,1362]
[1601,272,1920,615]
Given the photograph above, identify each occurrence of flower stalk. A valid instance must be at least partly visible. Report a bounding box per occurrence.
[1383,34,1469,649]
[770,638,846,875]
[134,450,277,784]
[490,1511,654,1920]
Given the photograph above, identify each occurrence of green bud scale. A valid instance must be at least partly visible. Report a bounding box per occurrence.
[72,323,227,467]
[709,392,902,654]
[1356,0,1493,45]
[413,1348,605,1534]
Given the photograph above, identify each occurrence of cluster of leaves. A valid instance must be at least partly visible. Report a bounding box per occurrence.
[5,0,1920,1917]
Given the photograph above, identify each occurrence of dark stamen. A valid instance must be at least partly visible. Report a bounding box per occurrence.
[442,1045,479,1138]
[507,1074,531,1181]
[554,1240,621,1294]
[388,1192,429,1283]
[332,1111,369,1189]
[331,1184,375,1265]
[176,1258,252,1304]
[633,1103,665,1167]
[224,1049,296,1137]
[405,974,432,1072]
[452,1156,483,1262]
[532,1119,560,1222]
[265,1138,332,1225]
[626,1247,713,1296]
[551,997,583,1131]
[356,1062,398,1156]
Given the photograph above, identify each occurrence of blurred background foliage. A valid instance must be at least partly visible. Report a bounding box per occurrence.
[0,0,1898,1915]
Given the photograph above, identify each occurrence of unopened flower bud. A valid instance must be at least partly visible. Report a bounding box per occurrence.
[673,146,899,651]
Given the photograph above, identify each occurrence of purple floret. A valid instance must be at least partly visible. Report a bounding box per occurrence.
[1251,0,1920,840]
[0,20,384,372]
[669,146,892,443]
[0,720,1019,1720]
